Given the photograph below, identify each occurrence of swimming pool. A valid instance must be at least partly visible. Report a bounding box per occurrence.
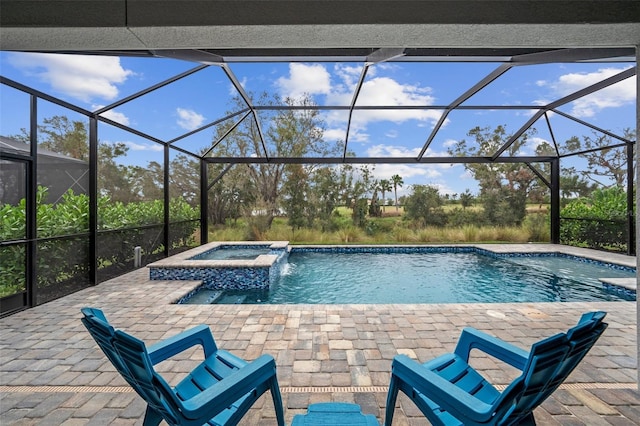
[176,246,636,304]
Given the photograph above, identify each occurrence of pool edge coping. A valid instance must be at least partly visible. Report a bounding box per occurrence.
[148,241,290,268]
[290,243,637,269]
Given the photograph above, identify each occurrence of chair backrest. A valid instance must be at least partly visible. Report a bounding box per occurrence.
[533,311,607,405]
[492,332,570,424]
[80,308,139,390]
[112,329,183,425]
[81,308,181,425]
[497,311,607,425]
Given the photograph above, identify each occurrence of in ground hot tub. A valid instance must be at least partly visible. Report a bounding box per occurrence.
[148,241,289,295]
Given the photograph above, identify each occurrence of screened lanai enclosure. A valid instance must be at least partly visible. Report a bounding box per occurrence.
[0,47,637,316]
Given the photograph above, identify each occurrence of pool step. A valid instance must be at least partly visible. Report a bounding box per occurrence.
[599,277,636,300]
[599,277,636,291]
[217,294,247,304]
[184,289,223,304]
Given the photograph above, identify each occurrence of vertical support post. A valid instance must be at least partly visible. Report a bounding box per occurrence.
[89,116,98,285]
[200,159,208,245]
[550,158,560,244]
[163,144,170,257]
[26,95,37,307]
[635,45,639,389]
[627,141,636,256]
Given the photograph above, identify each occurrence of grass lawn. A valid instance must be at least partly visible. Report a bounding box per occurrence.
[208,204,549,245]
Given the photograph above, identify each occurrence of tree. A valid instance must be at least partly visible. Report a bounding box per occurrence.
[310,166,341,231]
[560,129,635,188]
[391,174,403,212]
[448,125,548,226]
[334,164,358,208]
[97,141,138,203]
[347,165,376,227]
[211,93,335,228]
[14,115,139,203]
[12,116,90,160]
[207,164,256,226]
[168,155,200,205]
[559,172,596,202]
[369,180,381,217]
[142,154,200,206]
[481,187,527,226]
[282,164,310,230]
[459,189,474,210]
[378,179,392,213]
[404,185,447,226]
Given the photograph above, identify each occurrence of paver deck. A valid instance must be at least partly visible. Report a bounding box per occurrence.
[1,244,639,425]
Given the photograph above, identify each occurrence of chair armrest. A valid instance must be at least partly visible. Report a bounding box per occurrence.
[180,354,279,421]
[148,324,217,364]
[391,355,495,425]
[454,327,529,370]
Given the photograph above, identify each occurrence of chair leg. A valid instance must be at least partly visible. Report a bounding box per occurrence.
[384,376,400,426]
[270,377,286,426]
[142,405,164,426]
[513,412,537,426]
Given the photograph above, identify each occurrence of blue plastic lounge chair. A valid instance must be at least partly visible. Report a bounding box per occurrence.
[385,311,607,426]
[292,402,380,425]
[81,307,285,426]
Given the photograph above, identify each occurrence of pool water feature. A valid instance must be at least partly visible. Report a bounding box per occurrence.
[172,246,636,305]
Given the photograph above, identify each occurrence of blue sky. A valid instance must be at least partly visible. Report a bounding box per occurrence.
[0,52,636,197]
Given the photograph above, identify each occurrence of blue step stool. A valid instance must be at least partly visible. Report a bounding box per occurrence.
[292,403,379,425]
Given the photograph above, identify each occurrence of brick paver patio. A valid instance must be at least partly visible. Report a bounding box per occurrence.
[1,258,639,425]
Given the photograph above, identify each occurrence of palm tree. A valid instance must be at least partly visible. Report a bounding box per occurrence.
[379,179,392,212]
[460,189,474,210]
[391,174,403,212]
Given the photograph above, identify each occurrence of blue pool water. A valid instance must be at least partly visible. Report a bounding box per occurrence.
[190,246,272,260]
[186,250,635,304]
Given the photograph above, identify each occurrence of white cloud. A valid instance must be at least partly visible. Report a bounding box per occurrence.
[277,63,442,129]
[372,164,442,180]
[123,141,163,152]
[367,144,420,157]
[460,169,474,179]
[514,136,551,156]
[325,123,370,145]
[385,129,399,138]
[348,129,370,143]
[428,183,457,196]
[547,66,636,118]
[333,64,364,88]
[529,136,550,149]
[357,77,433,106]
[8,52,133,103]
[176,108,205,130]
[93,105,130,126]
[276,63,331,99]
[327,76,441,126]
[323,128,347,142]
[100,110,130,126]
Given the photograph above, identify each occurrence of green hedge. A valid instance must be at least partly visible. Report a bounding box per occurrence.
[560,187,629,252]
[0,188,198,298]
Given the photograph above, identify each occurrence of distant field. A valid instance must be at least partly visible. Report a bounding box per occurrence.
[337,203,549,215]
[526,204,550,213]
